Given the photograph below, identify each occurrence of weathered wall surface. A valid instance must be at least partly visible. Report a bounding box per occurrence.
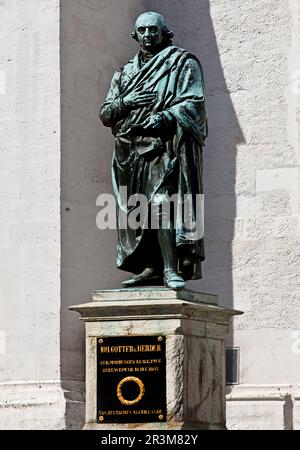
[195,0,300,430]
[0,0,63,429]
[0,0,61,381]
[0,0,84,430]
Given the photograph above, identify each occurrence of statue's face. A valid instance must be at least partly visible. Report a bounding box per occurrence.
[135,13,164,52]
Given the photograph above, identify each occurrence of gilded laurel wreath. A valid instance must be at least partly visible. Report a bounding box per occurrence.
[116,376,145,406]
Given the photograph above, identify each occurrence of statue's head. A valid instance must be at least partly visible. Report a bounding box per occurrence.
[131,12,174,52]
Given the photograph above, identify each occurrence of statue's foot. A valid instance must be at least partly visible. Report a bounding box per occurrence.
[121,267,162,288]
[163,269,185,290]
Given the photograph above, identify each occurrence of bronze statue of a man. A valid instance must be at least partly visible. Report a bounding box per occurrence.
[100,12,207,289]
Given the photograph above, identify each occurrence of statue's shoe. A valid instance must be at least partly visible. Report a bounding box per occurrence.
[163,269,185,290]
[121,268,163,288]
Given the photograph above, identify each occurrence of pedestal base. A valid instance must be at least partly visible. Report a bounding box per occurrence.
[70,288,241,430]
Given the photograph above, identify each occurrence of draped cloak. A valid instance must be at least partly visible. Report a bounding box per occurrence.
[100,45,208,280]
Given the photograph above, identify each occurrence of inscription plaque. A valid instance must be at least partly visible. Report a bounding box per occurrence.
[97,335,166,423]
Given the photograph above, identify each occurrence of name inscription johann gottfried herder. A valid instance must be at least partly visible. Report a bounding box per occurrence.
[97,335,166,423]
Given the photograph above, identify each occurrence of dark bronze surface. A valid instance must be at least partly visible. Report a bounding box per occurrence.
[99,12,208,290]
[97,335,166,423]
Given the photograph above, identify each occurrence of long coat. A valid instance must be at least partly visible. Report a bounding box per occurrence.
[100,45,208,279]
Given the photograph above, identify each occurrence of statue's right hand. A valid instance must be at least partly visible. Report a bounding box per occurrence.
[122,91,157,110]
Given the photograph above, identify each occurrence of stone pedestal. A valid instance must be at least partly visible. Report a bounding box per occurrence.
[70,288,241,430]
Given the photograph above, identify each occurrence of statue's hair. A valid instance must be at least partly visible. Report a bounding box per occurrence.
[131,12,174,46]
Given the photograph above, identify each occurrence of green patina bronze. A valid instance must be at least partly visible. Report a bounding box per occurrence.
[100,12,208,290]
